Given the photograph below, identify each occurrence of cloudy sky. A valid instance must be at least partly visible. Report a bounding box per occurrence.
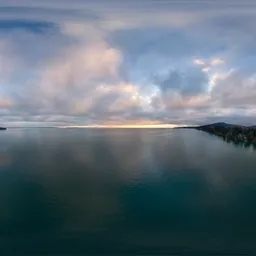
[0,0,256,127]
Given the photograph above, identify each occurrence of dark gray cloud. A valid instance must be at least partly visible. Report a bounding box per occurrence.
[0,6,99,22]
[0,19,58,33]
[154,67,208,96]
[156,70,182,92]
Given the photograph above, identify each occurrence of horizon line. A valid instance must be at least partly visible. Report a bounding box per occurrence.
[5,124,192,129]
[56,124,182,129]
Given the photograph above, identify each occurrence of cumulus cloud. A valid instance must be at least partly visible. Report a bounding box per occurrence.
[15,37,123,115]
[0,0,255,126]
[211,69,256,108]
[193,59,206,66]
[211,57,224,66]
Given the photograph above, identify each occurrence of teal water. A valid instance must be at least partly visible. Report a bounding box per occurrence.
[0,128,256,255]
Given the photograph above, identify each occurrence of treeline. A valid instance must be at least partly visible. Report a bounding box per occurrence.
[197,126,256,143]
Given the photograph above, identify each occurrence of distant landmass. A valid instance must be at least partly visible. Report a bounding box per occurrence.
[0,127,6,130]
[176,122,256,144]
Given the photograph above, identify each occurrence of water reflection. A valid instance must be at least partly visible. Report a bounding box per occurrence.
[221,136,256,151]
[0,128,256,254]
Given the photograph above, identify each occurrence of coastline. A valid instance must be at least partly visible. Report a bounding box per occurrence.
[176,123,256,144]
[197,126,256,144]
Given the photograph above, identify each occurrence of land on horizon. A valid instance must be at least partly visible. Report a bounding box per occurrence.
[178,122,256,144]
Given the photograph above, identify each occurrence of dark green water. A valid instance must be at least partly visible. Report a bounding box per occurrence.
[0,128,256,255]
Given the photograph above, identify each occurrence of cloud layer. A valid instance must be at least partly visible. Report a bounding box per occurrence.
[0,0,255,126]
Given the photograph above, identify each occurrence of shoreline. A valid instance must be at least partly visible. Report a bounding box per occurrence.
[196,126,256,144]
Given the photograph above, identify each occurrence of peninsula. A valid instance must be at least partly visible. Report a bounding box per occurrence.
[177,122,256,144]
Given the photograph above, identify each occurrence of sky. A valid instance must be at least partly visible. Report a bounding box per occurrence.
[0,0,256,127]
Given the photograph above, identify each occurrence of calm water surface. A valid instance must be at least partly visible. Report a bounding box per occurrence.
[0,128,256,255]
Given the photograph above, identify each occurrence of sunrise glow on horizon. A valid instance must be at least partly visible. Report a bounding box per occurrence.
[56,124,182,129]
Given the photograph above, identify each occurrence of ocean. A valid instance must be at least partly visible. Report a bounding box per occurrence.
[0,128,256,255]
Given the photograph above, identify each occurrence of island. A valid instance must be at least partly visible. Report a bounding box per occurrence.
[177,122,256,144]
[0,127,7,130]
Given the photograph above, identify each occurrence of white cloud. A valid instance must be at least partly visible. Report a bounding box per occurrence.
[211,69,256,107]
[202,67,210,72]
[208,69,235,92]
[35,40,122,112]
[211,57,224,66]
[193,58,206,65]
